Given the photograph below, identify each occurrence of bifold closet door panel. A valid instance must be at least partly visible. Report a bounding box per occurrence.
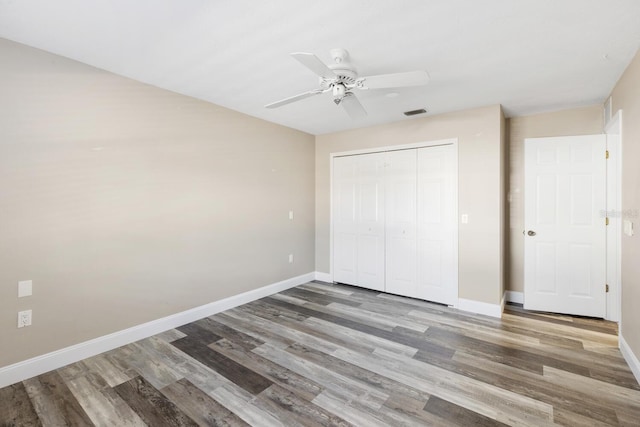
[333,145,457,303]
[417,145,457,304]
[332,155,358,285]
[385,149,418,296]
[356,153,386,291]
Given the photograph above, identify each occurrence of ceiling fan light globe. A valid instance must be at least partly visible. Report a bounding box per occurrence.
[333,84,346,98]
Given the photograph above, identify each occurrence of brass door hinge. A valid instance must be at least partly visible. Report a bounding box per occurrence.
[606,217,610,226]
[606,150,610,159]
[606,284,610,293]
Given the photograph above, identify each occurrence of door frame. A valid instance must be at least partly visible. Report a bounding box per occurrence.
[329,138,459,305]
[605,110,622,322]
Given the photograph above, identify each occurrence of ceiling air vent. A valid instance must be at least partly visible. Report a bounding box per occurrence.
[403,108,427,116]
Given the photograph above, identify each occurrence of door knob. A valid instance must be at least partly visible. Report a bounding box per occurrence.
[527,230,536,236]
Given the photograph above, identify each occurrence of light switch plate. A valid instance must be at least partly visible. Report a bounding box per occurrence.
[461,214,469,224]
[18,280,32,298]
[624,220,634,236]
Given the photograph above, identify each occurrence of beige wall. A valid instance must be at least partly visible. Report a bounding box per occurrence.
[0,39,315,368]
[610,48,640,360]
[315,105,504,305]
[506,106,603,293]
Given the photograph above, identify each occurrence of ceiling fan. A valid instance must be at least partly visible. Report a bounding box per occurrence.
[265,48,430,119]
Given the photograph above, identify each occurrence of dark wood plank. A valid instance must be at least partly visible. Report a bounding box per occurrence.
[262,296,455,357]
[171,336,273,395]
[424,320,638,390]
[161,378,250,427]
[238,299,309,323]
[237,301,385,356]
[275,292,429,334]
[284,341,431,403]
[589,367,640,391]
[538,334,585,349]
[211,338,324,402]
[424,326,592,376]
[24,371,94,426]
[413,349,622,425]
[0,382,42,427]
[257,383,353,427]
[177,322,223,345]
[424,395,509,427]
[383,393,453,427]
[114,376,198,427]
[552,407,620,427]
[504,304,618,335]
[194,317,264,351]
[282,287,362,307]
[215,311,298,349]
[61,371,147,425]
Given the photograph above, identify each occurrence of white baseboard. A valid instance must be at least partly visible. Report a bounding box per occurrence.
[457,298,503,318]
[314,271,332,283]
[505,291,524,304]
[620,333,640,385]
[0,272,314,389]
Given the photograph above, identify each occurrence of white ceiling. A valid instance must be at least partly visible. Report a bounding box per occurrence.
[1,0,640,135]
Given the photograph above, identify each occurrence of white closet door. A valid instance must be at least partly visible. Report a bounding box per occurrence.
[332,155,358,285]
[417,145,457,304]
[356,153,386,291]
[385,149,417,296]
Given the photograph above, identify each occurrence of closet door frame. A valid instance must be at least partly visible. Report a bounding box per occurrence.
[329,138,458,306]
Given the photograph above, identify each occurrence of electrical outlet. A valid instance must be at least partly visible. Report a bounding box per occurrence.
[18,310,32,328]
[288,254,294,263]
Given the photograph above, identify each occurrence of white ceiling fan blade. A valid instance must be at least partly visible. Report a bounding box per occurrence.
[341,93,367,120]
[358,70,430,89]
[265,89,324,109]
[291,52,336,79]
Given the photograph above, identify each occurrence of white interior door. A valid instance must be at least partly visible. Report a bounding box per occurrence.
[332,155,358,285]
[524,135,606,317]
[416,145,457,304]
[385,149,418,296]
[356,152,386,291]
[332,153,385,290]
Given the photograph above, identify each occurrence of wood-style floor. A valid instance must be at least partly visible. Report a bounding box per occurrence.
[1,281,639,426]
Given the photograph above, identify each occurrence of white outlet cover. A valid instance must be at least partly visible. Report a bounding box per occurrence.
[18,309,32,328]
[289,210,294,220]
[18,280,32,298]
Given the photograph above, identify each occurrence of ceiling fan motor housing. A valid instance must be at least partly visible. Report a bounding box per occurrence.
[265,47,429,120]
[327,48,358,83]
